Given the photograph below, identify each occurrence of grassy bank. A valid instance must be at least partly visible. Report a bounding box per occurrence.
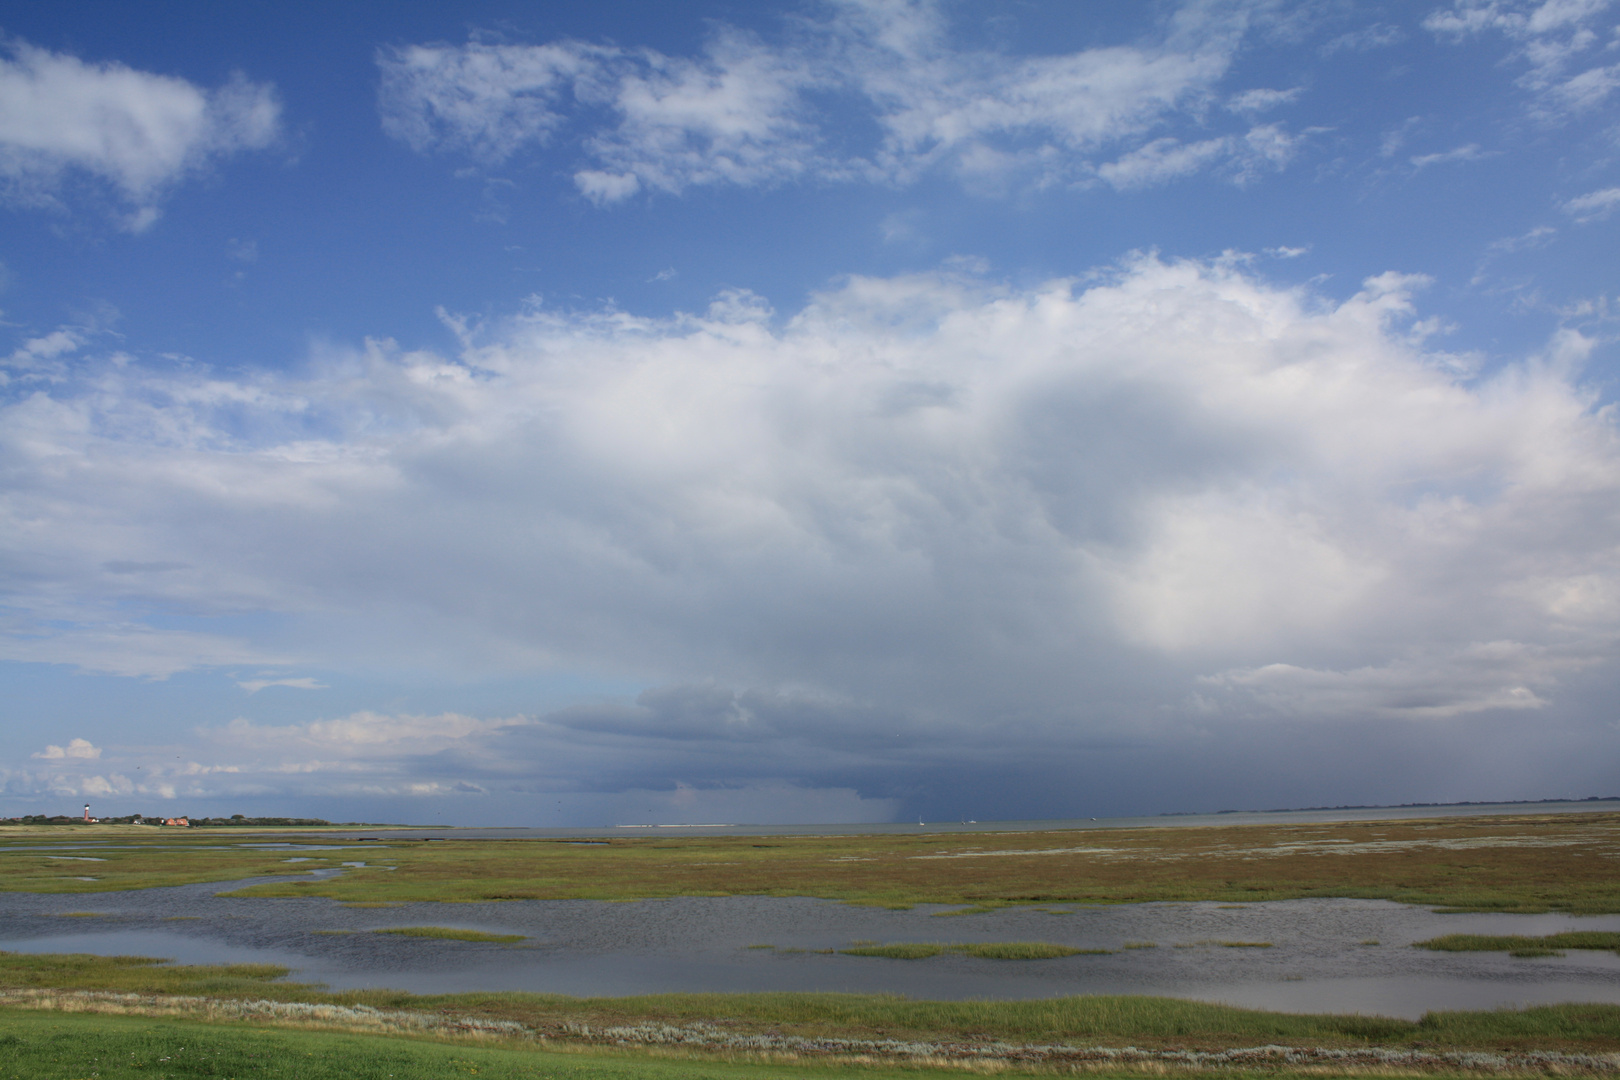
[4,951,1620,1053]
[0,1010,966,1080]
[3,812,1619,913]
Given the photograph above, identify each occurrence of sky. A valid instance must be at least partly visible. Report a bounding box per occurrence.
[1,0,1618,826]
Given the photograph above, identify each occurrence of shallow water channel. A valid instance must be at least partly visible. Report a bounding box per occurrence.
[5,872,1620,1019]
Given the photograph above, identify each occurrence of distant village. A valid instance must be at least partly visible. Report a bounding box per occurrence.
[0,805,334,827]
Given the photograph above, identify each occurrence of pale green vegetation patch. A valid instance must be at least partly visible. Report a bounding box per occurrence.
[373,926,526,943]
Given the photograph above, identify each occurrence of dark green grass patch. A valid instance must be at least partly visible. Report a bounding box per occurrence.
[373,926,527,943]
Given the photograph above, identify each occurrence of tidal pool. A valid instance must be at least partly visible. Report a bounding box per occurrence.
[3,878,1619,1020]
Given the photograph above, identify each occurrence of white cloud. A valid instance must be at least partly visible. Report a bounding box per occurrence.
[1097,125,1297,189]
[3,256,1618,743]
[0,41,280,226]
[1320,23,1406,54]
[376,41,591,162]
[237,676,327,693]
[1409,143,1492,169]
[1226,87,1302,113]
[1098,135,1233,189]
[376,0,1276,198]
[33,738,101,760]
[1562,184,1620,221]
[573,169,640,205]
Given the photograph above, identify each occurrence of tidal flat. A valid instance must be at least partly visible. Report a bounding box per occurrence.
[3,811,1620,1075]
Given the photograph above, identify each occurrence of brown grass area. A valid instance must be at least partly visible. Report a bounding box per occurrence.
[215,812,1620,912]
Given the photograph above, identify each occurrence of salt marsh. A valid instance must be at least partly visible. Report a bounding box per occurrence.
[4,877,1620,1019]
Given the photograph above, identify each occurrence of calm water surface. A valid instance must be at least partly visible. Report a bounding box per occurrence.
[4,877,1619,1019]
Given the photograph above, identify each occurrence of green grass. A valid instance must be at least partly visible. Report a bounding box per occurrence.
[373,926,527,943]
[0,1010,964,1080]
[1415,931,1620,956]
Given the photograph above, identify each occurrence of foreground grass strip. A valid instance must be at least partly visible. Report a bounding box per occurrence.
[7,951,1620,1054]
[1416,932,1620,957]
[5,991,1620,1075]
[0,1009,961,1080]
[373,926,527,943]
[7,812,1620,914]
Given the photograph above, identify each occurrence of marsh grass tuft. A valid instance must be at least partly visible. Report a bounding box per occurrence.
[1416,932,1620,954]
[840,942,943,959]
[839,941,1090,960]
[372,927,526,943]
[1176,940,1273,949]
[1121,941,1157,949]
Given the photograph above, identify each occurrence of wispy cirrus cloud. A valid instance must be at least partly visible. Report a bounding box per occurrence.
[1425,0,1620,120]
[376,0,1294,202]
[1563,185,1620,221]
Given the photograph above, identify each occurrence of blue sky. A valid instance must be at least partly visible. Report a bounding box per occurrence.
[1,0,1618,825]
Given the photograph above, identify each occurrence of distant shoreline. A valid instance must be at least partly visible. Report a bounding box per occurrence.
[3,797,1614,836]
